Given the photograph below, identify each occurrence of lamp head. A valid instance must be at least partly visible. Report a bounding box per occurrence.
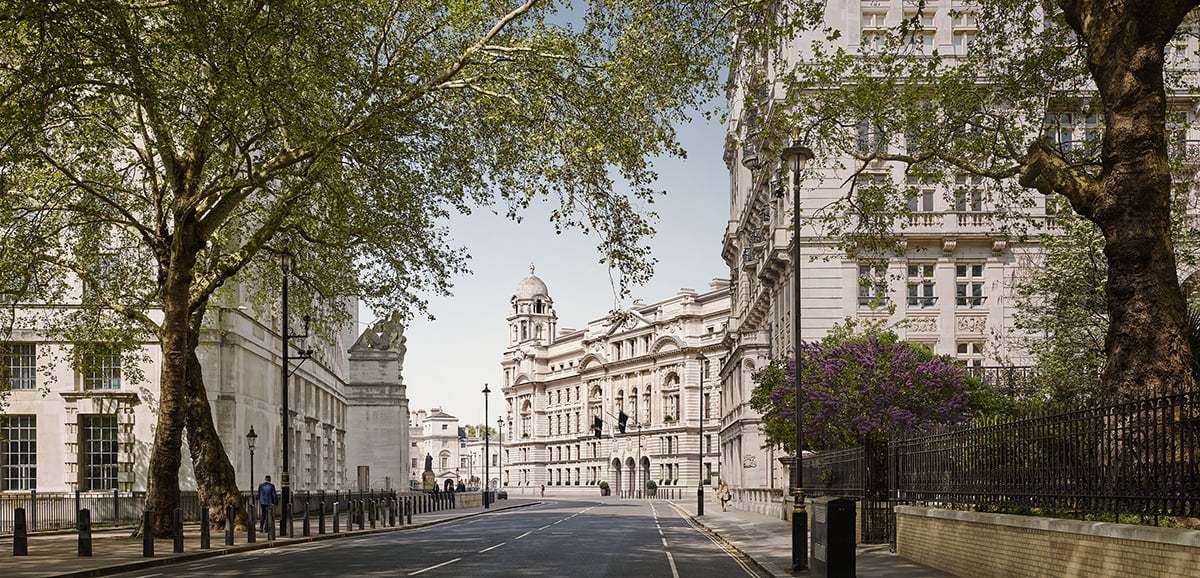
[246,426,258,451]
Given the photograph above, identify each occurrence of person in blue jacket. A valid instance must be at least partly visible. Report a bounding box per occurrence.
[257,475,278,531]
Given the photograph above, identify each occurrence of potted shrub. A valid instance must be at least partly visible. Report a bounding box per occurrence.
[598,480,610,496]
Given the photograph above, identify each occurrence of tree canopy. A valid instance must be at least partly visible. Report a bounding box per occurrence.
[746,0,1200,401]
[0,0,754,531]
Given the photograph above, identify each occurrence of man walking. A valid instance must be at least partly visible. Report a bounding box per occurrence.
[258,475,278,532]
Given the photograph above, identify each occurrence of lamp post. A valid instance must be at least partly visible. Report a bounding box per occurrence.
[278,247,312,537]
[497,417,504,490]
[483,383,491,509]
[781,129,814,571]
[247,426,258,491]
[696,353,708,516]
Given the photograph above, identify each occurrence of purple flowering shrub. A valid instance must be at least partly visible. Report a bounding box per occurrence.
[750,328,996,451]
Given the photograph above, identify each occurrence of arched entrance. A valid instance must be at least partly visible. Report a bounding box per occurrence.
[610,458,623,494]
[625,457,636,496]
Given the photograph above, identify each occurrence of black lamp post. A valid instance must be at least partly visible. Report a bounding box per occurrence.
[696,353,708,516]
[247,426,258,491]
[781,130,814,571]
[497,416,504,490]
[278,247,312,537]
[483,383,491,508]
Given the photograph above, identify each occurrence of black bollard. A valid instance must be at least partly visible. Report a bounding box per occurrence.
[333,501,340,533]
[225,504,234,546]
[303,500,311,537]
[248,500,257,543]
[319,499,326,534]
[173,508,184,553]
[14,507,27,556]
[358,500,365,530]
[200,507,210,549]
[370,499,376,529]
[407,497,413,525]
[78,508,92,557]
[266,508,276,541]
[143,510,154,558]
[389,498,396,526]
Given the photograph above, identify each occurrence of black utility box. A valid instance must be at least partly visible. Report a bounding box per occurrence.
[811,497,856,578]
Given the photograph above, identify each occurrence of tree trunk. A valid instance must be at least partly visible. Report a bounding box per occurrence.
[185,306,249,531]
[1064,0,1196,401]
[144,227,203,537]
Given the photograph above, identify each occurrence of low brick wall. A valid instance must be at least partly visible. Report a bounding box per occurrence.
[896,506,1200,577]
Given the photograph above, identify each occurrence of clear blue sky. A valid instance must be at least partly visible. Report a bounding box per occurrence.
[364,112,730,427]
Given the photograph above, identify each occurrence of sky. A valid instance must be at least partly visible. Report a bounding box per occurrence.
[363,112,732,428]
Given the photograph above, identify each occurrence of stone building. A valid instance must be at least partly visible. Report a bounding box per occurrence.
[499,267,729,494]
[0,297,410,496]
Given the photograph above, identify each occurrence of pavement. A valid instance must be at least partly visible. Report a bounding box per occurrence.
[0,496,956,577]
[669,500,957,577]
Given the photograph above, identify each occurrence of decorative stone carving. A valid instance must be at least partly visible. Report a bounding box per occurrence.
[958,315,988,334]
[743,455,757,468]
[909,317,937,333]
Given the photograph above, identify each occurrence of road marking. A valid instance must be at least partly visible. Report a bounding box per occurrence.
[666,551,680,578]
[662,537,669,547]
[538,524,551,530]
[409,557,462,576]
[480,542,506,553]
[515,531,532,539]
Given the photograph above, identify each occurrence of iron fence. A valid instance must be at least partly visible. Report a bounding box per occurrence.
[892,390,1200,520]
[0,488,410,535]
[801,391,1200,544]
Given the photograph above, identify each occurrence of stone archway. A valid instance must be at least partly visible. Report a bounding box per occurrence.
[625,457,636,495]
[610,458,623,494]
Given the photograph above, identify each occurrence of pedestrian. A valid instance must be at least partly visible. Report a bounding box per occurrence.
[716,481,732,512]
[257,475,278,531]
[540,484,545,497]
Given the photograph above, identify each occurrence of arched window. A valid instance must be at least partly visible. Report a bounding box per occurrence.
[535,299,544,313]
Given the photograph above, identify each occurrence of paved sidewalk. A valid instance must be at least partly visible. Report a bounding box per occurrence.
[0,499,538,578]
[669,500,957,577]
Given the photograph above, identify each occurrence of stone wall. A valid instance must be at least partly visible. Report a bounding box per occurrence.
[896,506,1200,577]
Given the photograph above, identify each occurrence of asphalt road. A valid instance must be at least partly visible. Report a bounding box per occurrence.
[111,498,765,577]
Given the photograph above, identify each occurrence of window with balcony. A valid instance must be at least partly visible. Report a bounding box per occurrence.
[858,263,889,308]
[907,264,937,308]
[954,176,984,212]
[2,343,36,390]
[956,264,986,307]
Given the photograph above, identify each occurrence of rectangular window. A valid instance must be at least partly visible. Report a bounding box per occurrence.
[81,415,118,491]
[1,415,36,491]
[955,264,986,307]
[861,11,888,52]
[954,176,984,211]
[2,343,36,390]
[82,347,121,390]
[906,176,936,213]
[957,342,985,367]
[1045,113,1075,153]
[857,120,888,155]
[858,264,889,308]
[951,11,977,55]
[411,458,418,469]
[907,264,937,308]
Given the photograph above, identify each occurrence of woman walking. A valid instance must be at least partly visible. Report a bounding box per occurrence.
[716,481,732,512]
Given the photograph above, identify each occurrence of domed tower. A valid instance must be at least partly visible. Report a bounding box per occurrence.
[508,264,557,346]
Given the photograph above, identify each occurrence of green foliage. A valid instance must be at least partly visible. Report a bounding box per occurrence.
[645,480,657,489]
[598,480,609,490]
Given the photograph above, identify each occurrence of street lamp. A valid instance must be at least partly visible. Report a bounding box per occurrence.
[246,426,258,490]
[278,246,312,537]
[696,353,708,516]
[781,129,814,572]
[483,383,491,508]
[497,416,504,490]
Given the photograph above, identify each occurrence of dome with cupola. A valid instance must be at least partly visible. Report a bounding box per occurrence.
[513,264,550,300]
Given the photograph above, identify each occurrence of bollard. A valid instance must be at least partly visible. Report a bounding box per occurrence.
[200,507,210,549]
[389,498,396,526]
[319,498,326,534]
[14,507,28,556]
[407,497,413,525]
[266,508,276,541]
[225,504,234,546]
[370,499,376,529]
[248,501,257,543]
[303,500,311,537]
[78,508,92,557]
[143,510,154,558]
[333,501,340,533]
[358,500,365,530]
[173,508,184,553]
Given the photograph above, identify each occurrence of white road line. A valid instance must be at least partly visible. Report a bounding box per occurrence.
[538,524,551,530]
[479,542,506,553]
[662,537,669,547]
[666,551,681,578]
[409,557,462,576]
[515,531,532,539]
